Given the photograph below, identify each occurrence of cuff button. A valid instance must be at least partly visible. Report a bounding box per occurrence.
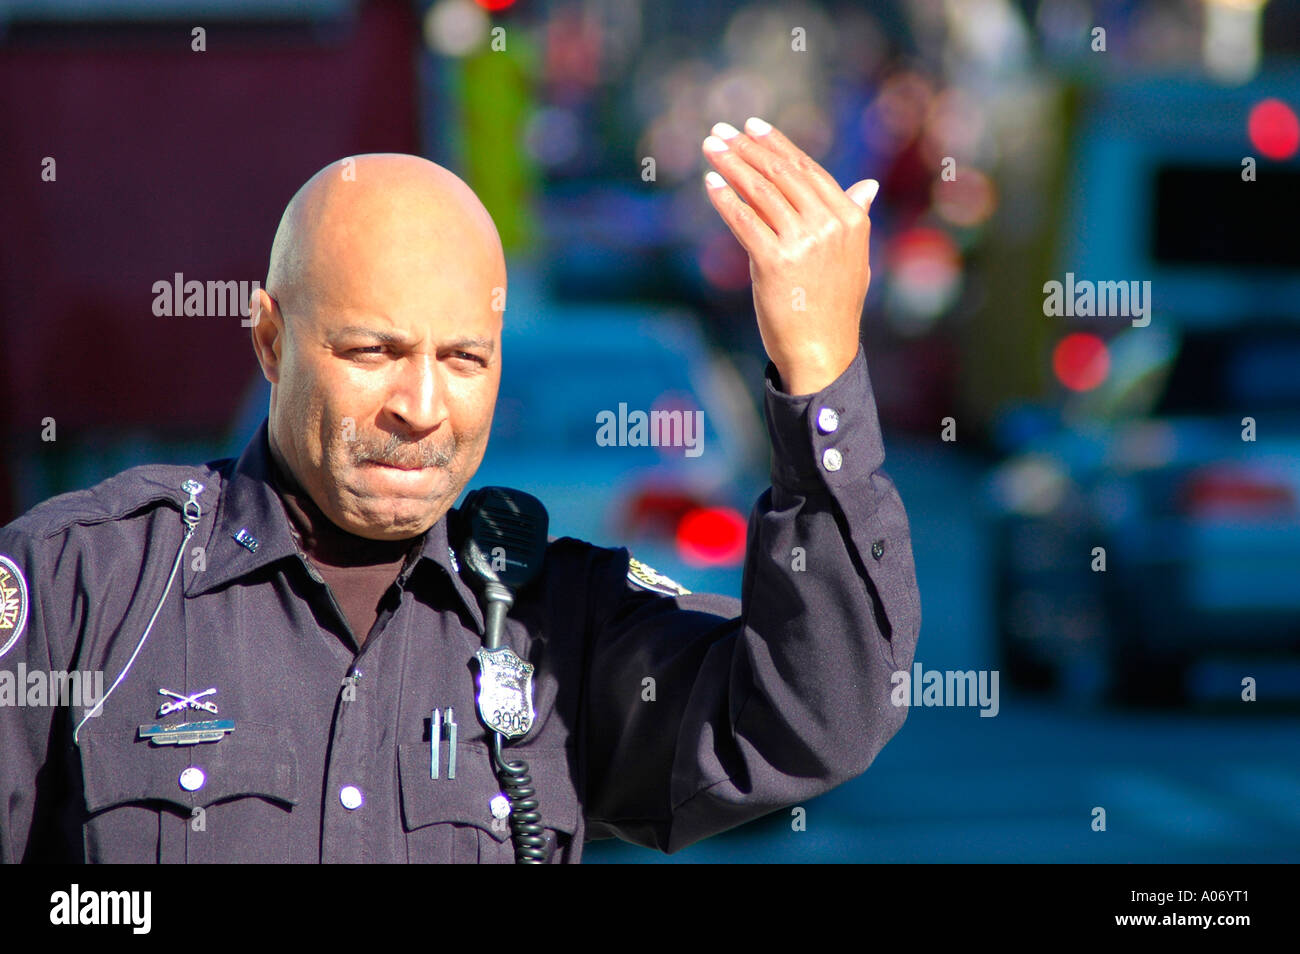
[822,448,843,472]
[816,407,839,433]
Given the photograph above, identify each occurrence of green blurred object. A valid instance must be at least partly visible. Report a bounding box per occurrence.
[958,83,1077,436]
[457,30,540,254]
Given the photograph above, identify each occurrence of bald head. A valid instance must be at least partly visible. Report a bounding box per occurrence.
[249,154,507,540]
[266,154,506,322]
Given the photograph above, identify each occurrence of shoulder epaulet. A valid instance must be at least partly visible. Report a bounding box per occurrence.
[5,460,231,541]
[626,556,692,596]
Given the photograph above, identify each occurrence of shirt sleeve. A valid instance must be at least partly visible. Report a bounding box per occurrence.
[0,523,83,863]
[581,343,922,853]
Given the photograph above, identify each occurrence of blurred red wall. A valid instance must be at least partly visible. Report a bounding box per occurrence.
[0,0,419,521]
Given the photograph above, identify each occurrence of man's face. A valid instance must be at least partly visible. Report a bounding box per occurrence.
[264,287,501,540]
[254,155,508,540]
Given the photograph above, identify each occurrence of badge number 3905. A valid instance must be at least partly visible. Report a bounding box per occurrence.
[474,647,536,739]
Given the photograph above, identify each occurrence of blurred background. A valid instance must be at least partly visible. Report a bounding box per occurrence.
[2,0,1298,861]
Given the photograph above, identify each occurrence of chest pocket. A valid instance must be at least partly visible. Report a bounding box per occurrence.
[397,740,580,863]
[78,720,299,863]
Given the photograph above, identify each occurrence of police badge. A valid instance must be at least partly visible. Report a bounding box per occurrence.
[474,647,536,739]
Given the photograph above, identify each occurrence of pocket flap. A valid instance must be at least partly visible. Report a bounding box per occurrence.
[397,740,579,842]
[80,720,299,813]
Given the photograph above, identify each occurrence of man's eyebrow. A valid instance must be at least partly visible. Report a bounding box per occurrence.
[329,328,495,356]
[444,336,496,355]
[330,326,412,345]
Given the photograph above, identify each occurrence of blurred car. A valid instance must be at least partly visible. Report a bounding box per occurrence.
[986,72,1300,705]
[988,323,1300,703]
[469,304,767,596]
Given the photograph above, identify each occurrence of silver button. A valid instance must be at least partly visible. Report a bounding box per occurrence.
[340,785,364,810]
[822,448,843,472]
[179,767,205,792]
[490,793,511,819]
[816,407,839,433]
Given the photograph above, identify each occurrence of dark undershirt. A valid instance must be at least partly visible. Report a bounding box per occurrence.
[269,457,423,649]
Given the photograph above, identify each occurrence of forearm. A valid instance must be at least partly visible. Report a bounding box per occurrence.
[664,345,919,849]
[582,346,921,853]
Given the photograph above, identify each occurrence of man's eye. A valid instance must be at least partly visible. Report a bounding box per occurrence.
[348,346,386,356]
[451,351,487,366]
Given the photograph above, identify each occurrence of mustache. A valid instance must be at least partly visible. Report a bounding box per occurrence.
[350,432,457,469]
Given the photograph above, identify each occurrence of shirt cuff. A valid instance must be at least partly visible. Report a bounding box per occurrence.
[762,344,886,494]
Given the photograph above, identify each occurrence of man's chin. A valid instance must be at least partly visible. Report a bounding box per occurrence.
[337,502,447,540]
[334,479,454,539]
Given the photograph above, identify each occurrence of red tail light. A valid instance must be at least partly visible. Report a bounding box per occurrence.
[676,507,747,566]
[1179,467,1295,517]
[622,490,747,567]
[623,490,701,537]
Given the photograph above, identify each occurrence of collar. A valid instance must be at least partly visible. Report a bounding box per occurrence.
[184,420,484,634]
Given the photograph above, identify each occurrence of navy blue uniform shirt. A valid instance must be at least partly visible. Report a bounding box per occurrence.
[0,346,920,863]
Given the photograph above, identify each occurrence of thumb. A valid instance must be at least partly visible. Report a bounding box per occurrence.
[847,178,880,210]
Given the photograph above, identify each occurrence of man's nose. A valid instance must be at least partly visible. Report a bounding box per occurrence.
[385,353,446,433]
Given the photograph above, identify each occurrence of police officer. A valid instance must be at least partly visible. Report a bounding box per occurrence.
[0,118,920,863]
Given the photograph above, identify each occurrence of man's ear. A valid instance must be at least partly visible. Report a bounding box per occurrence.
[250,289,285,384]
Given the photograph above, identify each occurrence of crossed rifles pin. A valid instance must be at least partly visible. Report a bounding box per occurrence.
[157,687,219,717]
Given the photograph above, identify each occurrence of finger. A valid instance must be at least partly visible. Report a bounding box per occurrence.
[703,132,798,236]
[712,121,823,218]
[742,117,861,219]
[846,178,880,211]
[703,170,777,255]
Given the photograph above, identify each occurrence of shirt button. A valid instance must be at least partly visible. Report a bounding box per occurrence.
[179,767,205,792]
[340,785,364,810]
[816,407,839,433]
[822,448,843,472]
[489,793,511,819]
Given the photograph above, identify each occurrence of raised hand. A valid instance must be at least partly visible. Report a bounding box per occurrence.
[702,117,878,396]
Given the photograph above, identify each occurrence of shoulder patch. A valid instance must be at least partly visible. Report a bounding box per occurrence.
[0,554,30,660]
[627,557,691,596]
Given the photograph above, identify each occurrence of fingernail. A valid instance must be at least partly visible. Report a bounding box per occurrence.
[711,121,741,140]
[704,171,726,189]
[703,135,729,152]
[863,179,880,204]
[744,116,772,136]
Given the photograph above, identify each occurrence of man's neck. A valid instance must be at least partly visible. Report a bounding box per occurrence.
[266,441,421,568]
